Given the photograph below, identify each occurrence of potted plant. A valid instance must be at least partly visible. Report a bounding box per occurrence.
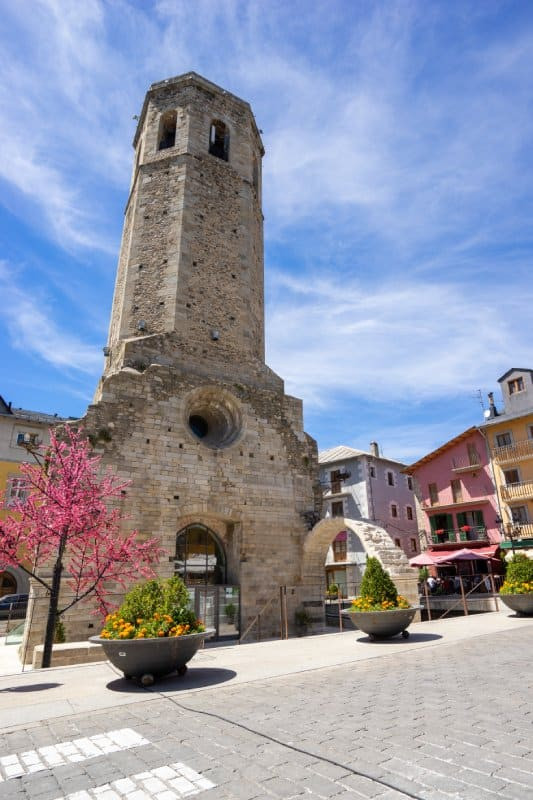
[294,606,312,636]
[342,557,419,640]
[90,576,214,685]
[499,554,533,616]
[326,582,339,600]
[224,602,236,625]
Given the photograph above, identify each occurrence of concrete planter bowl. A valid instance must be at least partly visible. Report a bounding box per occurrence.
[90,629,215,685]
[499,594,533,616]
[342,606,420,640]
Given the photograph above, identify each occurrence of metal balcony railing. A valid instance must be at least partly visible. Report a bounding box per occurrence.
[501,480,533,502]
[430,526,488,545]
[493,438,533,464]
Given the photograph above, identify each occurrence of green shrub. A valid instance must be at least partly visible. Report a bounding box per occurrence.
[359,557,399,605]
[225,602,236,621]
[505,554,533,583]
[418,567,429,582]
[118,576,190,622]
[500,554,533,594]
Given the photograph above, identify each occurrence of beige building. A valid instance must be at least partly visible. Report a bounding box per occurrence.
[0,396,65,597]
[482,368,533,556]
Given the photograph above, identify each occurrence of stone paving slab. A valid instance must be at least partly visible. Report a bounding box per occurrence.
[0,612,531,799]
[0,607,532,731]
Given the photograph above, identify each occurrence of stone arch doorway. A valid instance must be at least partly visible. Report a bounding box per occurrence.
[175,523,227,586]
[302,517,418,606]
[174,522,240,640]
[302,518,368,587]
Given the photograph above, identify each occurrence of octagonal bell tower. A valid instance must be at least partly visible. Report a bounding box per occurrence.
[57,73,321,646]
[100,72,266,387]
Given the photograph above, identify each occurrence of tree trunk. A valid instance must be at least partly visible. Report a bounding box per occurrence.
[41,534,66,669]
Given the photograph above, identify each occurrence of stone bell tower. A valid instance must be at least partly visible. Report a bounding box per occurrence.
[72,73,320,640]
[99,72,266,386]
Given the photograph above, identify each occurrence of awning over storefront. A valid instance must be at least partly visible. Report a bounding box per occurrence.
[409,544,500,568]
[409,552,440,567]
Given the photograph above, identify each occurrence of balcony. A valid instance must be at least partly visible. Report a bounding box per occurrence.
[421,497,490,512]
[430,526,489,546]
[500,480,533,502]
[493,438,533,465]
[451,456,482,474]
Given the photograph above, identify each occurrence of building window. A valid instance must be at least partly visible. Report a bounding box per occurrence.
[16,432,40,446]
[528,425,533,440]
[209,119,229,161]
[451,479,463,504]
[467,443,480,466]
[369,465,376,478]
[331,501,344,517]
[508,377,525,394]
[428,483,438,505]
[495,432,512,447]
[410,538,418,552]
[407,476,413,490]
[394,538,401,547]
[330,470,342,494]
[406,505,413,521]
[391,503,398,518]
[158,110,177,150]
[387,471,394,486]
[333,536,347,562]
[6,476,28,507]
[511,506,529,524]
[504,468,520,485]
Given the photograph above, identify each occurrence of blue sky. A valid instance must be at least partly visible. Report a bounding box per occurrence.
[1,0,532,463]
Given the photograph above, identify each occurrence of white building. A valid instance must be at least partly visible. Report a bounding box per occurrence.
[319,443,419,589]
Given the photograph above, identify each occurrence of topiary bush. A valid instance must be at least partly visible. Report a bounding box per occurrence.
[350,557,409,611]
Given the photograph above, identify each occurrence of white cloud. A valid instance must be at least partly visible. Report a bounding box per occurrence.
[0,263,102,374]
[265,270,533,408]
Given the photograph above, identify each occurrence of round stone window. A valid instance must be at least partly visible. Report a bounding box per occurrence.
[184,387,243,449]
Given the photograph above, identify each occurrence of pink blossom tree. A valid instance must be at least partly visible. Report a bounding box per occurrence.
[0,426,162,668]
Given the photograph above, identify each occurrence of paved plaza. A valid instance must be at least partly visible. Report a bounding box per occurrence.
[0,610,532,800]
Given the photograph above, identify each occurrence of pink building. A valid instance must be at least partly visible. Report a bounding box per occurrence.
[405,427,502,565]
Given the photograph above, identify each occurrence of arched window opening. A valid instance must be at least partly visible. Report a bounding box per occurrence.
[158,110,177,151]
[209,120,229,161]
[175,524,226,586]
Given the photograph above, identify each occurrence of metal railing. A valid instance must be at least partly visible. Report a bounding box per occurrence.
[430,526,488,544]
[421,574,503,621]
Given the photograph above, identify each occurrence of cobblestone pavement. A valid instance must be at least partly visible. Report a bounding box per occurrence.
[0,625,531,800]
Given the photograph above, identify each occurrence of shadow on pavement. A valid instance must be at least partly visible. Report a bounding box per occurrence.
[355,633,443,644]
[105,667,237,693]
[0,682,62,692]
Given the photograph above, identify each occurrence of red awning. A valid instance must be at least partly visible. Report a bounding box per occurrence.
[431,544,500,562]
[410,544,500,568]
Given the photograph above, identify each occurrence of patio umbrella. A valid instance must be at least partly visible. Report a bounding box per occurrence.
[409,552,438,567]
[434,548,490,563]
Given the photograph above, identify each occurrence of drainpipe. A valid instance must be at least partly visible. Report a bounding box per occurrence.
[478,426,506,544]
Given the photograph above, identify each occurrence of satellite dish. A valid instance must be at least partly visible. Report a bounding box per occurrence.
[483,409,491,419]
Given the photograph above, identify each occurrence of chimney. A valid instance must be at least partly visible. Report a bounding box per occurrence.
[487,392,498,418]
[369,441,379,457]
